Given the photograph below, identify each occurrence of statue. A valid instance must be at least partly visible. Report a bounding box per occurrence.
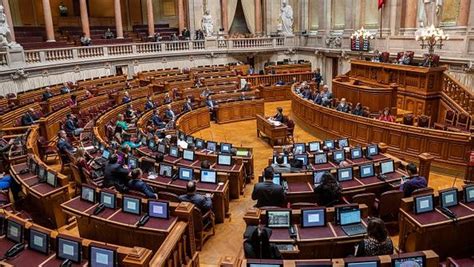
[0,5,19,48]
[59,2,68,17]
[201,10,214,37]
[417,0,443,27]
[279,0,294,36]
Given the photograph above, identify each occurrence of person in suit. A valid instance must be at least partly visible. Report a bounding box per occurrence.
[398,51,411,65]
[128,168,158,199]
[336,98,351,113]
[144,96,155,110]
[302,87,312,100]
[313,68,322,90]
[206,95,218,120]
[42,87,53,101]
[181,27,191,39]
[122,91,131,104]
[179,181,213,212]
[251,166,286,208]
[420,53,431,67]
[164,104,176,121]
[163,93,172,104]
[352,103,364,116]
[355,217,394,257]
[400,163,427,197]
[60,82,71,94]
[151,110,166,128]
[314,172,341,206]
[64,114,83,136]
[272,107,284,123]
[125,104,137,121]
[182,97,193,113]
[200,87,211,98]
[271,155,292,173]
[104,28,115,39]
[244,225,282,259]
[319,85,333,107]
[57,130,75,163]
[103,153,130,192]
[21,108,38,126]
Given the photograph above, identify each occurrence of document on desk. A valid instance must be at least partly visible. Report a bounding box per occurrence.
[84,146,94,151]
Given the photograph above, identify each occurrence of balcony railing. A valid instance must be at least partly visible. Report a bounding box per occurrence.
[21,37,289,65]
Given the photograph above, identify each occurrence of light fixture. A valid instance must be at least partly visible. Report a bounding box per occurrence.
[415,24,449,55]
[350,27,375,40]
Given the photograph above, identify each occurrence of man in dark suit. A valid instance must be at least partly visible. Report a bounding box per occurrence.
[179,181,213,212]
[313,68,322,90]
[151,110,166,128]
[42,87,53,101]
[251,166,286,208]
[57,130,75,163]
[144,96,155,110]
[335,98,350,113]
[128,168,158,199]
[64,114,83,136]
[181,27,191,39]
[272,107,284,123]
[104,154,130,192]
[21,108,38,126]
[164,104,176,121]
[182,97,193,113]
[206,95,218,120]
[163,93,172,104]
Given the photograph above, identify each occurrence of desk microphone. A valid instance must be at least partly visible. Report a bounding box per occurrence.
[4,243,25,259]
[93,203,105,215]
[137,214,150,227]
[60,259,72,267]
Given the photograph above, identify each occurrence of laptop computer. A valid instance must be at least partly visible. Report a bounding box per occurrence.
[95,149,111,165]
[339,207,366,236]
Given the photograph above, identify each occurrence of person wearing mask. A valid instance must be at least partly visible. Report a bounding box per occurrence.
[355,218,394,256]
[64,114,83,136]
[42,87,53,101]
[378,107,395,122]
[21,108,38,126]
[182,97,193,113]
[352,103,364,116]
[314,172,341,206]
[144,96,155,110]
[179,181,213,212]
[128,169,158,199]
[103,153,130,192]
[244,225,282,259]
[116,114,129,132]
[272,107,284,123]
[336,98,351,113]
[271,155,292,173]
[400,163,427,197]
[251,167,286,208]
[164,104,176,121]
[57,130,75,163]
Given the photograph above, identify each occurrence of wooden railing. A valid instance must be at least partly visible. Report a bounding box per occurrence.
[442,72,474,115]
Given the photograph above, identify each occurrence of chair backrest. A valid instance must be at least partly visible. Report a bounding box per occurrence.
[290,202,318,209]
[287,120,295,134]
[378,190,403,219]
[445,257,474,267]
[157,191,180,202]
[381,52,390,63]
[411,187,434,197]
[417,115,431,128]
[456,113,471,130]
[445,110,457,126]
[70,164,84,186]
[192,207,204,232]
[402,114,414,126]
[352,193,376,215]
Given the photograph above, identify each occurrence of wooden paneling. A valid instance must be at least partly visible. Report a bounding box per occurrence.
[216,99,264,124]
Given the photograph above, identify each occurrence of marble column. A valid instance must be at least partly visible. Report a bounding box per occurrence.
[79,0,90,37]
[404,0,417,29]
[42,0,55,41]
[146,0,154,37]
[2,0,15,41]
[221,0,228,32]
[114,0,124,38]
[458,0,471,26]
[178,0,185,34]
[255,0,262,34]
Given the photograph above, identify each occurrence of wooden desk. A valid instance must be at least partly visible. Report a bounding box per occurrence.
[216,99,264,124]
[175,107,211,134]
[259,84,291,102]
[256,114,288,146]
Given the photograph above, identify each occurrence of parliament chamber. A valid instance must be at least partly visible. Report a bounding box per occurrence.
[0,0,473,266]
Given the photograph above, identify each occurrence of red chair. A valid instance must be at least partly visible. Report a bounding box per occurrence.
[375,190,403,225]
[402,114,415,126]
[37,137,59,163]
[351,193,376,216]
[417,115,431,128]
[286,119,295,144]
[444,257,474,267]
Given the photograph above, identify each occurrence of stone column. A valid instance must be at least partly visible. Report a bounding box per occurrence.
[458,0,471,26]
[221,0,228,32]
[79,0,90,37]
[255,0,262,34]
[2,0,15,42]
[146,0,154,37]
[42,0,55,41]
[178,0,185,34]
[404,0,417,29]
[114,0,124,38]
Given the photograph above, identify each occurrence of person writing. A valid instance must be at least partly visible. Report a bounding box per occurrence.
[272,107,284,123]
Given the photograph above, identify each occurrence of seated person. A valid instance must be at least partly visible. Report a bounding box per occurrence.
[398,51,411,65]
[104,154,130,192]
[378,107,395,122]
[352,102,364,116]
[372,50,382,62]
[21,108,38,126]
[116,114,129,131]
[400,163,427,197]
[271,155,292,174]
[420,53,431,67]
[251,167,286,208]
[271,107,284,123]
[125,104,137,121]
[336,98,351,113]
[275,80,285,86]
[318,85,333,107]
[80,32,91,46]
[144,96,155,110]
[121,133,141,149]
[74,147,91,173]
[244,225,282,259]
[57,130,75,163]
[164,104,176,121]
[163,93,172,104]
[182,97,193,113]
[355,218,394,256]
[179,181,213,213]
[64,114,83,136]
[0,172,20,201]
[60,82,71,94]
[200,87,211,98]
[314,172,341,206]
[104,28,115,39]
[42,87,53,101]
[302,87,312,100]
[128,168,158,199]
[151,110,166,128]
[122,91,131,104]
[67,94,78,107]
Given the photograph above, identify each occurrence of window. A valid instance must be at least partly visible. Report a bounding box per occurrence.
[309,0,320,31]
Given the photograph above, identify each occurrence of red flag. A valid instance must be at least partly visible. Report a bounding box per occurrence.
[378,0,384,9]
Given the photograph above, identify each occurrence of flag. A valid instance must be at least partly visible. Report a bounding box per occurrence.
[378,0,385,9]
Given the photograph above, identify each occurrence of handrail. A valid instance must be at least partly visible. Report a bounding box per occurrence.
[442,72,474,116]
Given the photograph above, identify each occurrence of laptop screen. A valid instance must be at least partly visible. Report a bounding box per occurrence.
[313,171,325,185]
[359,164,375,178]
[38,165,46,181]
[295,154,308,166]
[324,140,334,149]
[148,200,169,219]
[272,173,281,185]
[314,153,328,164]
[6,220,23,243]
[351,147,362,159]
[159,164,173,178]
[337,168,353,182]
[179,167,194,181]
[392,256,425,267]
[89,246,117,267]
[217,154,232,166]
[46,171,57,187]
[220,143,232,154]
[346,262,378,267]
[207,141,217,152]
[201,169,217,184]
[148,140,156,150]
[100,191,116,209]
[339,209,361,226]
[380,160,394,175]
[29,229,49,254]
[267,210,291,228]
[102,149,110,159]
[157,143,166,154]
[366,144,378,156]
[414,194,434,214]
[338,138,349,148]
[465,185,474,203]
[195,139,205,149]
[294,143,306,154]
[128,156,138,169]
[122,196,141,215]
[186,135,194,144]
[57,237,81,263]
[169,146,179,158]
[301,208,325,227]
[183,149,195,161]
[440,189,458,208]
[81,186,96,203]
[333,150,345,162]
[309,142,321,152]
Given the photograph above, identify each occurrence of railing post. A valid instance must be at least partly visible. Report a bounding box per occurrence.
[189,41,194,50]
[103,46,109,57]
[72,48,79,60]
[132,44,137,54]
[160,42,166,52]
[272,38,277,48]
[39,51,46,63]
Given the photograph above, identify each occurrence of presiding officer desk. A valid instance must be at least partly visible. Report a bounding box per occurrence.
[256,114,288,146]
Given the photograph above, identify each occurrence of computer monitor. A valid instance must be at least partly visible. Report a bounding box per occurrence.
[333,150,345,162]
[29,228,49,254]
[99,191,116,209]
[201,169,217,184]
[178,131,186,141]
[169,146,179,158]
[266,210,291,228]
[294,261,332,267]
[272,173,281,185]
[359,164,375,178]
[148,140,156,151]
[207,141,217,152]
[345,261,379,267]
[324,140,334,150]
[81,185,96,203]
[217,154,232,166]
[46,171,57,187]
[337,168,353,182]
[121,196,140,215]
[295,154,308,166]
[37,165,46,182]
[391,255,425,267]
[440,189,458,208]
[339,208,361,226]
[338,138,349,149]
[294,143,306,154]
[273,155,288,165]
[178,167,194,181]
[157,143,166,154]
[101,149,110,159]
[301,208,326,228]
[183,149,195,161]
[195,139,205,149]
[128,156,138,169]
[89,245,117,267]
[148,200,169,219]
[220,143,232,154]
[6,220,23,243]
[464,185,474,203]
[413,194,434,214]
[313,171,325,185]
[350,147,363,160]
[99,143,104,152]
[57,237,81,263]
[159,163,173,178]
[380,160,394,175]
[309,142,321,152]
[314,153,328,164]
[247,262,283,267]
[366,144,379,156]
[186,135,194,145]
[236,149,250,157]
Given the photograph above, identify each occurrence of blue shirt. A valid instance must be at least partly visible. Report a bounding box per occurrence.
[400,176,427,197]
